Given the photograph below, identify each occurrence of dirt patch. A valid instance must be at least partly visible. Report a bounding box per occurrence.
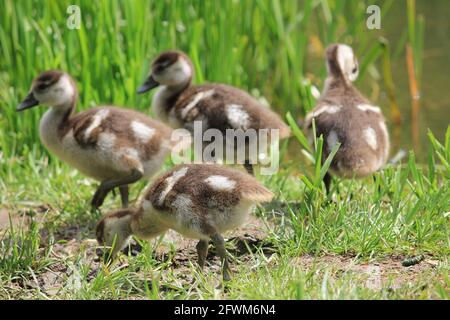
[151,214,276,263]
[0,204,51,236]
[6,208,445,298]
[0,208,30,235]
[51,224,94,242]
[13,262,68,296]
[10,214,275,296]
[291,253,444,290]
[138,214,277,289]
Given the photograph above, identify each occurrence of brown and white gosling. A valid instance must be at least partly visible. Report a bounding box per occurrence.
[96,163,273,281]
[137,50,291,175]
[304,44,390,192]
[17,70,178,209]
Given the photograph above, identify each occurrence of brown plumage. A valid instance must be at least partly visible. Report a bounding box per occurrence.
[137,50,291,175]
[96,164,273,281]
[17,70,182,208]
[304,44,390,191]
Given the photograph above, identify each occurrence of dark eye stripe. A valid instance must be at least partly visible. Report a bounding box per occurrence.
[154,64,165,73]
[34,70,63,90]
[152,51,179,68]
[36,83,49,91]
[38,75,54,82]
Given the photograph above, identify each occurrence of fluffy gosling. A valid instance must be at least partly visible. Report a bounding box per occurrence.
[17,70,180,208]
[137,50,291,175]
[304,44,390,191]
[96,164,273,281]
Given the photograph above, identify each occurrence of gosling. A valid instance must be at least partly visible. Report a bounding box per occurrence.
[96,163,274,281]
[17,70,180,209]
[137,50,291,175]
[304,44,390,192]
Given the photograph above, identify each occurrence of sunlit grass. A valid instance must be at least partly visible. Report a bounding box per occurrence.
[1,126,448,299]
[0,0,448,300]
[1,0,399,158]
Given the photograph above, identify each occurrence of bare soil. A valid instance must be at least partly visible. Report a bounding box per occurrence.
[1,207,444,298]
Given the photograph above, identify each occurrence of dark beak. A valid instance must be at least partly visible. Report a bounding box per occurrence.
[17,92,39,111]
[137,76,159,94]
[95,247,114,265]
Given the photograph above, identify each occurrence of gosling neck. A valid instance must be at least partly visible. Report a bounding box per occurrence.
[163,79,191,101]
[39,96,77,149]
[322,74,351,96]
[48,94,77,129]
[153,80,191,120]
[130,207,167,239]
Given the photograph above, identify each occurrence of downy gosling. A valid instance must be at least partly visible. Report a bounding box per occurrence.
[137,50,291,175]
[304,44,390,192]
[96,164,274,281]
[17,70,180,209]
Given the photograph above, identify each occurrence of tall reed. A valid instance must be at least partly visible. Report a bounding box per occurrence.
[0,0,398,160]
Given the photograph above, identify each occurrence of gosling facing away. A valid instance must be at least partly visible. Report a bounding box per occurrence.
[137,50,291,175]
[17,70,181,209]
[96,164,274,281]
[304,44,390,192]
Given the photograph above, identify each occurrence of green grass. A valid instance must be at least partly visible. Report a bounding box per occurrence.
[0,0,399,158]
[1,127,448,299]
[0,0,449,299]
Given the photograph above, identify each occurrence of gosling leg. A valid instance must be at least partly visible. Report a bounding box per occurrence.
[92,169,143,209]
[196,240,209,269]
[119,185,129,208]
[211,233,231,281]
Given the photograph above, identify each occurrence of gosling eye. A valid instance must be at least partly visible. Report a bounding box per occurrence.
[35,83,49,92]
[154,64,165,74]
[352,67,358,74]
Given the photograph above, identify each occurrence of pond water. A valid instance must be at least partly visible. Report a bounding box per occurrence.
[379,0,450,158]
[288,1,449,164]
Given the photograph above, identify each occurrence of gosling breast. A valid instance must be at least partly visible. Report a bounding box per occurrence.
[44,106,174,181]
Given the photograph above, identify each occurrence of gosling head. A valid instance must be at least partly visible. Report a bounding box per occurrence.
[96,208,134,260]
[137,50,193,94]
[17,70,77,112]
[325,44,359,82]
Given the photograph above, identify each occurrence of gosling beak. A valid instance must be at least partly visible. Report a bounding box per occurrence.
[96,246,114,264]
[17,92,39,111]
[103,252,114,265]
[137,76,159,94]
